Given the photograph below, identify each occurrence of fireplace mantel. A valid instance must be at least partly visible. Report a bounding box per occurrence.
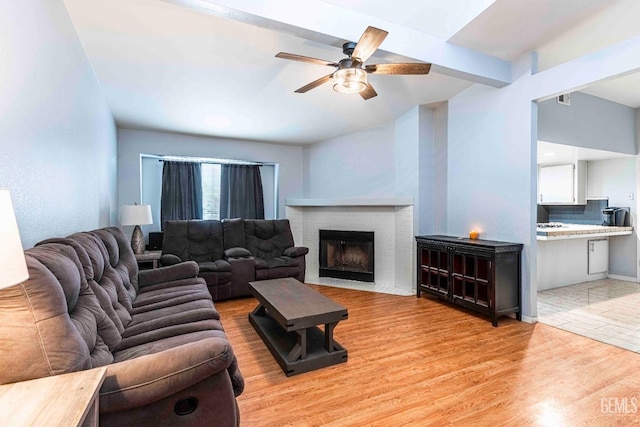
[285,202,414,296]
[285,197,413,207]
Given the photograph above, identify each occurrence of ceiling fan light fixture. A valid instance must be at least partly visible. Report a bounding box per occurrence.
[332,68,367,94]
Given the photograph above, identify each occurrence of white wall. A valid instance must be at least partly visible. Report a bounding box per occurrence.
[433,103,448,233]
[447,57,537,321]
[302,123,395,198]
[303,107,443,236]
[587,157,637,278]
[538,92,636,154]
[119,129,303,234]
[0,0,117,248]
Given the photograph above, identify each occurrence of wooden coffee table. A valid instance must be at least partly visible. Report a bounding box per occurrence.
[248,278,348,376]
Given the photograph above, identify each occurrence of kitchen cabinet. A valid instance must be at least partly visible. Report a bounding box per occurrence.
[538,236,610,290]
[415,235,522,326]
[538,161,587,205]
[588,239,609,274]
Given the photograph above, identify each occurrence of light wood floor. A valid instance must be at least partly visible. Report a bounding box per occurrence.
[216,285,640,426]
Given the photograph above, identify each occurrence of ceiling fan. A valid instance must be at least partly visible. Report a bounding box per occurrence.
[275,26,432,100]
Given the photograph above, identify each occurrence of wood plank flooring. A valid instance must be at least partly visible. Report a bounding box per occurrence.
[215,285,640,426]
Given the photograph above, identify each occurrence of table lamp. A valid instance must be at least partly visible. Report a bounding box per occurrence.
[0,190,28,289]
[120,204,153,255]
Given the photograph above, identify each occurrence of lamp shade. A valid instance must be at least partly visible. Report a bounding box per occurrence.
[0,190,28,289]
[333,67,367,94]
[120,204,153,226]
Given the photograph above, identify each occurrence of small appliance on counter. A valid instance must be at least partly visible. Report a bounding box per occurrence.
[602,207,630,226]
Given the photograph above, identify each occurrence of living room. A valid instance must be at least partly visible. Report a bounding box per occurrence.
[3,0,640,425]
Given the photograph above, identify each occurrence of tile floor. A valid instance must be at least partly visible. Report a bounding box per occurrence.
[537,278,640,352]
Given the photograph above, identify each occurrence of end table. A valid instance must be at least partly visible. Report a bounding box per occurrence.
[135,250,162,269]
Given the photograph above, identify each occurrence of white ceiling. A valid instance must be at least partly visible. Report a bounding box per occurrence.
[62,0,640,145]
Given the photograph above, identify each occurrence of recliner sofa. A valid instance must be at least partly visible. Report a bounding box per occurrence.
[161,218,308,301]
[0,227,243,426]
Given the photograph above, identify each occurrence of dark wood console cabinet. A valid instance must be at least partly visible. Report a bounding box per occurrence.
[415,235,523,326]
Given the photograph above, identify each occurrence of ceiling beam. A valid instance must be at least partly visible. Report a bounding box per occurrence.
[532,34,640,101]
[161,0,512,88]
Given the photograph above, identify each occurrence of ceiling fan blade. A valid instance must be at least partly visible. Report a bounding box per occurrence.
[295,74,334,93]
[276,52,338,67]
[360,83,377,100]
[365,63,432,75]
[351,26,388,63]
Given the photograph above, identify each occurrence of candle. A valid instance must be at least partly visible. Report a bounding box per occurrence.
[469,230,479,240]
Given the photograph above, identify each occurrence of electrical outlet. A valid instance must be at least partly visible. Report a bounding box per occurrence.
[628,192,634,200]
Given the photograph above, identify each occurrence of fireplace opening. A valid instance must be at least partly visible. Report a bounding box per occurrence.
[319,230,374,282]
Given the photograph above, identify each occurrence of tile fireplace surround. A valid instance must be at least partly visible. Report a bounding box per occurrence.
[285,198,414,296]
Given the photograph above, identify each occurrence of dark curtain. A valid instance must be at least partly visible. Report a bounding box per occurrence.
[220,164,264,219]
[161,161,203,228]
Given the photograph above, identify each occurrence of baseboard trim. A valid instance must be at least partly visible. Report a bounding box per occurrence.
[606,274,638,283]
[521,315,538,324]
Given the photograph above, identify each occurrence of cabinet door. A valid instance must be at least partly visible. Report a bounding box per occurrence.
[539,164,574,204]
[588,239,608,274]
[418,246,449,295]
[451,252,490,307]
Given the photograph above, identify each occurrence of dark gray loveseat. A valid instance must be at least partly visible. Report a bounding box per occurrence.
[161,219,308,301]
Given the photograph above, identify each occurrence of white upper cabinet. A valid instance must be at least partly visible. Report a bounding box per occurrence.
[538,161,587,205]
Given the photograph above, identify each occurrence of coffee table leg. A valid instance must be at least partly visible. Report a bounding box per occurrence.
[287,328,307,362]
[251,303,266,317]
[325,322,338,352]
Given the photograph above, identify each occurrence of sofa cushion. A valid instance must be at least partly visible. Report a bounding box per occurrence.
[110,332,244,399]
[253,256,299,269]
[244,219,295,259]
[116,318,226,352]
[69,232,136,331]
[163,220,224,262]
[222,218,245,249]
[199,259,231,272]
[0,244,119,385]
[131,284,212,315]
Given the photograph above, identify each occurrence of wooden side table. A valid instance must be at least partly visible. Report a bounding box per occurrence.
[135,250,162,269]
[0,366,107,426]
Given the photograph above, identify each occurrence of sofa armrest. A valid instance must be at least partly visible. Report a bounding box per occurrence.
[224,247,252,259]
[101,337,238,413]
[283,246,309,258]
[137,261,199,287]
[160,253,183,266]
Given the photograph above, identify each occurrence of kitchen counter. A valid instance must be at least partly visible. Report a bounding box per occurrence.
[536,223,633,240]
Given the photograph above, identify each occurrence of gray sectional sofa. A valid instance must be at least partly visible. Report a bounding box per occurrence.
[0,227,243,426]
[161,218,308,301]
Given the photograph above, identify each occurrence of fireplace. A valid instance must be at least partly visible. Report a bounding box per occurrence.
[319,230,374,282]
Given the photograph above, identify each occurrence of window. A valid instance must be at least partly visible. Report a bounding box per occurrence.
[141,155,277,225]
[201,163,221,220]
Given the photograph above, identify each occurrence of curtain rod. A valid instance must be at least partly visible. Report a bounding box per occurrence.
[150,155,263,166]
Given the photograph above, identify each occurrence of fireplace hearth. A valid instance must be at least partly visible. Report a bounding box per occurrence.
[319,230,374,282]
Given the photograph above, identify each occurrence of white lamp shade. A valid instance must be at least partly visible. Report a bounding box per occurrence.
[120,204,153,226]
[0,190,28,289]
